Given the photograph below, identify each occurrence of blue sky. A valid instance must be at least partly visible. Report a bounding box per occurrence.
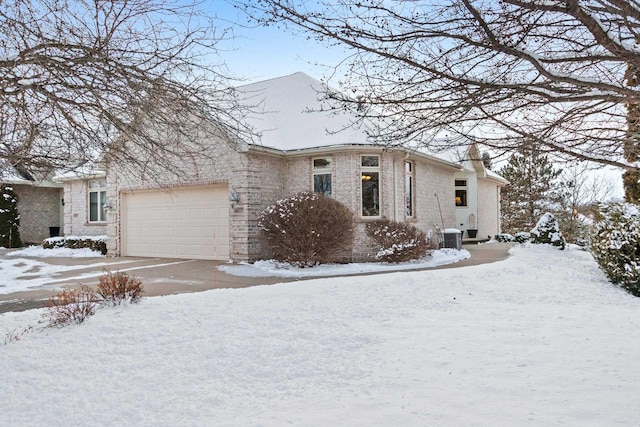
[211,2,347,83]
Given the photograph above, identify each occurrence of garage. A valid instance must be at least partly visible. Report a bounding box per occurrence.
[121,185,230,260]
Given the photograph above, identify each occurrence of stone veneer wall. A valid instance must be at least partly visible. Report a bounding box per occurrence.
[477,178,501,239]
[278,150,458,262]
[13,185,62,244]
[62,180,108,237]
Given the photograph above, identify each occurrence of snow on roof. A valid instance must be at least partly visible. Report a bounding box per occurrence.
[237,72,372,151]
[0,161,30,184]
[53,164,106,182]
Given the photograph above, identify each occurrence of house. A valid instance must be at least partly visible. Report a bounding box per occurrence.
[55,72,505,262]
[439,145,508,239]
[0,163,64,244]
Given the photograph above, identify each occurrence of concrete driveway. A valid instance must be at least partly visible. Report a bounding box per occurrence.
[0,243,513,314]
[0,254,294,314]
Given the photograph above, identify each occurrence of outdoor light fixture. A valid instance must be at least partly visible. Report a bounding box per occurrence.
[229,190,240,206]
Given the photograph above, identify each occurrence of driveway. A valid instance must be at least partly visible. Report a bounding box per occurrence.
[0,252,293,314]
[0,243,513,314]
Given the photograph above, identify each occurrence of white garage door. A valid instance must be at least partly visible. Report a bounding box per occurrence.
[122,185,229,260]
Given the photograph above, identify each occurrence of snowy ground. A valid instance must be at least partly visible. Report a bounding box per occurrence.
[219,248,470,278]
[2,245,640,426]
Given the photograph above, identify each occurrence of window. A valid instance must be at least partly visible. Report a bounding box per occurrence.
[405,161,413,217]
[455,179,467,207]
[312,157,332,196]
[89,180,107,222]
[361,155,380,217]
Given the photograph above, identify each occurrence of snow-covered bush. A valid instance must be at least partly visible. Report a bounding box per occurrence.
[530,212,565,249]
[96,271,144,305]
[365,219,431,262]
[43,235,107,254]
[590,203,640,296]
[495,233,514,242]
[259,192,355,266]
[514,232,531,243]
[0,185,22,248]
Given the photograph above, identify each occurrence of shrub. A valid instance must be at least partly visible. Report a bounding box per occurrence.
[43,235,107,254]
[0,185,22,248]
[514,232,531,243]
[4,325,34,344]
[590,203,640,296]
[530,212,565,249]
[259,192,355,266]
[44,286,99,327]
[495,233,515,242]
[96,271,144,305]
[365,219,430,262]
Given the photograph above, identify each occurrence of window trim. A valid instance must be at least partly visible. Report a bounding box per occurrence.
[455,179,468,207]
[405,161,414,218]
[360,155,381,218]
[88,180,108,223]
[312,156,333,197]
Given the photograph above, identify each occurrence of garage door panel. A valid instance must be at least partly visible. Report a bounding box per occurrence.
[122,185,229,260]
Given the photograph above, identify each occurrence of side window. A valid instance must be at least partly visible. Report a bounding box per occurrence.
[88,180,107,222]
[312,157,332,197]
[405,161,413,218]
[361,155,380,217]
[455,179,467,207]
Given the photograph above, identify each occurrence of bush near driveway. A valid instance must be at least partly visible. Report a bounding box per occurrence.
[259,192,355,266]
[43,235,107,254]
[365,219,432,262]
[591,203,640,296]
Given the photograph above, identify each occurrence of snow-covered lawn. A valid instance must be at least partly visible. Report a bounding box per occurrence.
[2,245,640,426]
[219,248,470,277]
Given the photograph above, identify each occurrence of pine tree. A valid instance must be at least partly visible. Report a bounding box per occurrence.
[499,148,563,234]
[0,185,22,248]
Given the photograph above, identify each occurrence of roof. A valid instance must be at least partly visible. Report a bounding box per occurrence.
[237,72,372,151]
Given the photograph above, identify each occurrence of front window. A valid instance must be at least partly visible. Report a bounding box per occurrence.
[361,155,380,217]
[312,157,332,196]
[455,179,467,207]
[405,161,413,217]
[89,180,107,222]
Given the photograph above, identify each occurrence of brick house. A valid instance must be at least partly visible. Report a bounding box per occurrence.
[0,164,64,244]
[55,72,506,262]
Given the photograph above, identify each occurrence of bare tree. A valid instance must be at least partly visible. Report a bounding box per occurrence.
[557,164,620,241]
[236,0,640,173]
[1,0,249,180]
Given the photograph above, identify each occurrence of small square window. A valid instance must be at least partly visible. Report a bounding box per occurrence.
[455,179,467,187]
[313,158,332,169]
[361,155,379,167]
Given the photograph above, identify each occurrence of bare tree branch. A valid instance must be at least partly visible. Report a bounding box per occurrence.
[236,0,640,171]
[0,0,251,180]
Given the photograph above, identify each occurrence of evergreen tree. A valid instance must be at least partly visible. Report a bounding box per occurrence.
[499,148,563,234]
[0,185,22,248]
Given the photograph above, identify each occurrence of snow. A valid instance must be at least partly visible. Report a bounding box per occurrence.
[219,248,470,278]
[8,245,105,258]
[238,72,372,150]
[2,245,640,425]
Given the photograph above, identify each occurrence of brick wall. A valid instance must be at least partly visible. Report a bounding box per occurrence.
[62,179,108,238]
[13,185,62,244]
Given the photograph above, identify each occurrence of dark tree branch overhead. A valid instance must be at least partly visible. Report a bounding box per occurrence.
[236,0,640,171]
[0,0,250,180]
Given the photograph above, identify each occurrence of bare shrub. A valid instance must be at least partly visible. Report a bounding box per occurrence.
[365,219,430,262]
[45,286,99,327]
[259,192,355,266]
[4,325,34,344]
[96,271,144,305]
